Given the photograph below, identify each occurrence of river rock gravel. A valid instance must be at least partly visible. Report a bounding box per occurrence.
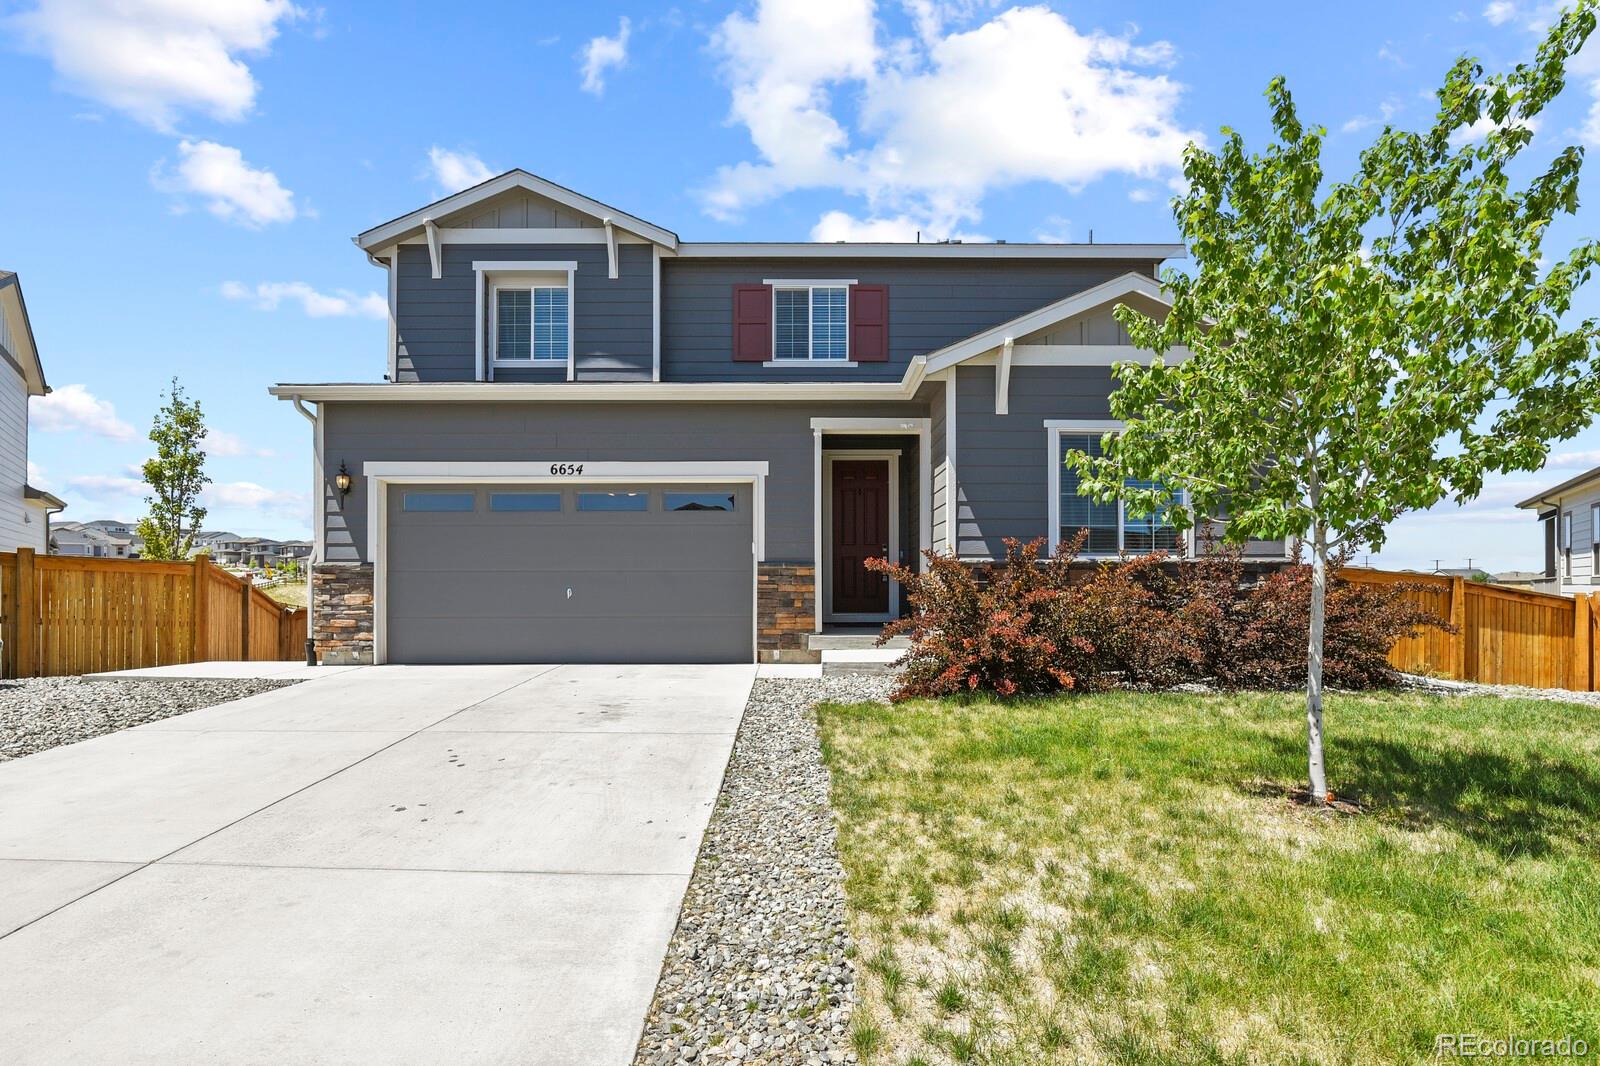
[0,676,299,761]
[1402,672,1600,708]
[634,674,895,1066]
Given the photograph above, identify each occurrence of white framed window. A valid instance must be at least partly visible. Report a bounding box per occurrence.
[474,261,577,379]
[766,280,854,362]
[1046,421,1184,556]
[1562,510,1574,577]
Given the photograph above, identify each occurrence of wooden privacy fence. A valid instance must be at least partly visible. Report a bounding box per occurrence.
[1341,567,1597,691]
[0,549,307,678]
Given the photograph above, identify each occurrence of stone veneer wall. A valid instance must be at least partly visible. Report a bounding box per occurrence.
[312,563,375,665]
[757,564,817,662]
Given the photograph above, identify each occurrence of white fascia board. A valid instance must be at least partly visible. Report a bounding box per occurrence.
[398,229,649,245]
[270,382,914,403]
[1011,344,1192,366]
[918,272,1172,377]
[675,243,1186,260]
[355,170,679,251]
[810,416,930,432]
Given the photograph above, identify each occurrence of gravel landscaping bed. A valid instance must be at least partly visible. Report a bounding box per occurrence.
[1402,672,1600,707]
[0,676,299,761]
[635,675,895,1066]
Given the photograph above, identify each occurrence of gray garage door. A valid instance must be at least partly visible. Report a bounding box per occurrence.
[384,483,753,664]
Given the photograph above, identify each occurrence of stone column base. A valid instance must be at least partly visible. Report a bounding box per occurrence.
[312,563,375,665]
[757,563,818,663]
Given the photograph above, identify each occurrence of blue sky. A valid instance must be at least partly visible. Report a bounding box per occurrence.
[2,0,1597,570]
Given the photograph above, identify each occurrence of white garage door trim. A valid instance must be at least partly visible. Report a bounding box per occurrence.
[365,461,770,665]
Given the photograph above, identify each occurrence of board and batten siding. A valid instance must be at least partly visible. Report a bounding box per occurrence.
[0,354,41,551]
[319,399,928,566]
[659,258,1158,383]
[394,242,653,383]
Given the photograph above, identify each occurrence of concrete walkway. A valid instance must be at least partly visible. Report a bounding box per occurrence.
[0,663,755,1065]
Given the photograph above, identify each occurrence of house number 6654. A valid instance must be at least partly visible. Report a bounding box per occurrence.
[549,463,585,476]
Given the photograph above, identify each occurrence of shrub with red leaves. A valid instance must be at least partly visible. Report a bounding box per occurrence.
[868,535,1446,701]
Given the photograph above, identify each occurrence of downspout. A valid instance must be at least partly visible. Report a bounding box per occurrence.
[291,395,320,665]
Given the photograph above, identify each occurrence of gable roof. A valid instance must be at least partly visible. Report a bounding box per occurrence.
[920,271,1174,375]
[1516,464,1600,509]
[355,170,679,252]
[0,271,48,396]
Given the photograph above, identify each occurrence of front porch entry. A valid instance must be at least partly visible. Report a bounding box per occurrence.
[811,416,931,632]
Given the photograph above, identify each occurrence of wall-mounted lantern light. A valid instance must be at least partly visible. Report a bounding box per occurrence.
[335,462,353,497]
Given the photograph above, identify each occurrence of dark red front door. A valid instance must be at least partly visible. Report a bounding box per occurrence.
[832,460,891,615]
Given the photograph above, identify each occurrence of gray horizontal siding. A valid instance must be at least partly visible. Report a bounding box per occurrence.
[320,399,929,566]
[954,364,1287,560]
[394,243,652,383]
[660,258,1157,382]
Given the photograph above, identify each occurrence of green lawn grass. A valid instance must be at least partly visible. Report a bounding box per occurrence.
[817,691,1600,1064]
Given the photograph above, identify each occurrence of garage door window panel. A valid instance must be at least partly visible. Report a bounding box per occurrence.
[665,492,737,513]
[490,492,562,513]
[403,492,476,513]
[577,491,649,512]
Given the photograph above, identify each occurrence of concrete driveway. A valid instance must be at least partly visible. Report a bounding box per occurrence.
[0,663,754,1065]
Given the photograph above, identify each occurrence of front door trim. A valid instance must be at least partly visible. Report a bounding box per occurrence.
[809,417,931,633]
[822,450,900,624]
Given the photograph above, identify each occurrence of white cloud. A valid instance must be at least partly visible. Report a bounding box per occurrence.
[1449,113,1541,146]
[704,2,1200,238]
[65,472,145,501]
[1546,448,1600,468]
[1484,0,1518,25]
[580,16,631,95]
[31,384,138,441]
[1032,215,1073,243]
[426,146,493,195]
[10,0,301,131]
[27,460,47,488]
[205,429,275,459]
[221,280,386,319]
[1376,43,1407,68]
[204,480,307,518]
[1127,187,1155,203]
[153,139,296,227]
[811,211,922,242]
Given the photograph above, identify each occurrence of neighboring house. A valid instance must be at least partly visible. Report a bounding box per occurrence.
[50,521,133,558]
[0,271,65,550]
[1517,465,1600,596]
[272,169,1287,666]
[192,532,311,569]
[1493,570,1557,593]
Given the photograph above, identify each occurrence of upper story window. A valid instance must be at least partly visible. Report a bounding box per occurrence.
[1050,425,1183,556]
[492,279,568,363]
[774,284,850,361]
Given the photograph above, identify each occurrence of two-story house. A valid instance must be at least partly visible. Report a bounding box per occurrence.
[0,271,65,550]
[273,170,1286,666]
[1518,464,1600,596]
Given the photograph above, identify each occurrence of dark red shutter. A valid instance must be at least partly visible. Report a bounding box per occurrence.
[849,284,889,362]
[732,284,772,362]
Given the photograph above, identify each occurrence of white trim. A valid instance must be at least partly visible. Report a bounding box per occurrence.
[764,360,859,369]
[945,375,957,554]
[385,252,399,380]
[808,415,932,570]
[923,273,1172,375]
[472,260,579,273]
[424,219,441,279]
[651,245,661,382]
[272,381,914,402]
[364,460,770,665]
[761,278,859,286]
[812,429,824,633]
[355,170,679,250]
[1012,344,1190,366]
[677,243,1185,260]
[995,335,1014,415]
[603,219,618,280]
[822,451,901,624]
[397,228,651,245]
[769,281,852,363]
[487,275,572,369]
[1043,418,1127,431]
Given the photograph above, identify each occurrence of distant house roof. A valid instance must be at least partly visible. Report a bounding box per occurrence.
[0,271,48,396]
[1515,463,1600,509]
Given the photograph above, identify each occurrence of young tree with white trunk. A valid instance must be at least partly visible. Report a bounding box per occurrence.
[1068,3,1600,804]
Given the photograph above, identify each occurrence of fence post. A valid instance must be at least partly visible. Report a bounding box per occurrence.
[1576,591,1594,692]
[239,575,253,660]
[191,555,210,662]
[14,548,35,679]
[1449,575,1467,681]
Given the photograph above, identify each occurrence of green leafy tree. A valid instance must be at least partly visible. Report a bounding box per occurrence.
[1068,5,1600,805]
[136,379,211,561]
